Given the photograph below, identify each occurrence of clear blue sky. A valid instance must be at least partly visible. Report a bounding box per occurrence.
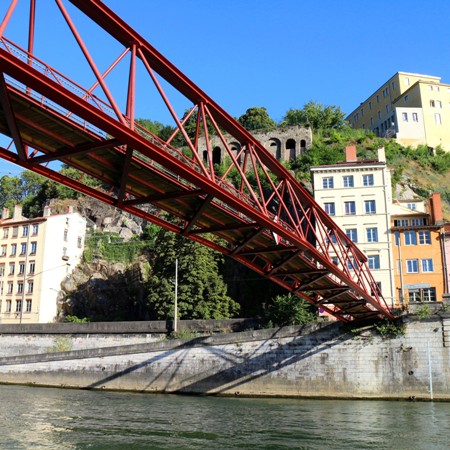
[1,0,450,174]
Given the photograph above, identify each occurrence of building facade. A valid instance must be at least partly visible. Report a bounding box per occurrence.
[311,146,396,309]
[347,72,450,151]
[0,205,86,324]
[391,193,446,308]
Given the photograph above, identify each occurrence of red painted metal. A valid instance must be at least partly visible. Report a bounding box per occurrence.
[0,0,395,321]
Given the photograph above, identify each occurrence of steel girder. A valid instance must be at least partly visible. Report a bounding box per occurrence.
[0,0,394,322]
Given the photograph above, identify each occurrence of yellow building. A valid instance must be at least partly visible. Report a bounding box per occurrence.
[391,193,446,309]
[347,72,450,151]
[0,205,86,324]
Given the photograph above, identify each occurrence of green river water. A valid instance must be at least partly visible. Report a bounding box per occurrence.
[0,385,448,449]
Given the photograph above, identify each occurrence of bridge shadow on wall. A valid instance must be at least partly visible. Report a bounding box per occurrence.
[86,322,354,394]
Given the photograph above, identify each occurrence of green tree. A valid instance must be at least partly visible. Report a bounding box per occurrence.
[147,229,240,320]
[282,101,347,130]
[238,107,277,132]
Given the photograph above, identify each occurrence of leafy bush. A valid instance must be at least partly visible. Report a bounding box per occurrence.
[375,320,405,338]
[267,293,316,327]
[415,304,433,320]
[64,315,90,323]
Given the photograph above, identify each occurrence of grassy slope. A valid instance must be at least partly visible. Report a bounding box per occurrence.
[287,128,450,220]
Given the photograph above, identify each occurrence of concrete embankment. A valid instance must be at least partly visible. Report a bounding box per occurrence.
[0,316,449,400]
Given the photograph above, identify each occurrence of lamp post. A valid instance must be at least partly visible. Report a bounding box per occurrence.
[174,258,178,333]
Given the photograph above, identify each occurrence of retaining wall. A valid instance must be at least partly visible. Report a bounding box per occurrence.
[0,316,449,400]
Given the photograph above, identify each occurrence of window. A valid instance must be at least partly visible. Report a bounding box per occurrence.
[385,105,389,114]
[404,95,408,102]
[435,113,442,125]
[364,200,376,214]
[345,228,358,243]
[367,228,378,243]
[404,77,410,86]
[404,231,417,245]
[430,99,435,107]
[407,203,417,210]
[422,259,434,272]
[344,201,356,215]
[361,108,364,117]
[343,175,354,188]
[423,288,436,302]
[322,177,334,189]
[324,202,335,216]
[27,281,34,294]
[418,230,431,245]
[406,259,419,273]
[20,243,27,255]
[331,256,339,265]
[383,87,389,97]
[17,281,23,294]
[7,282,13,294]
[5,300,11,313]
[369,101,372,110]
[371,282,382,297]
[18,262,25,275]
[436,100,442,108]
[8,263,14,275]
[402,112,408,121]
[394,219,409,227]
[22,225,29,237]
[77,237,82,248]
[370,117,374,127]
[26,299,32,313]
[64,229,68,241]
[0,264,4,276]
[30,242,37,254]
[347,257,356,271]
[368,255,380,270]
[12,227,18,238]
[29,261,35,274]
[412,112,418,122]
[412,218,426,226]
[3,228,8,238]
[15,300,22,313]
[409,287,436,302]
[1,245,6,256]
[10,244,16,256]
[376,95,379,103]
[32,224,39,236]
[377,111,381,120]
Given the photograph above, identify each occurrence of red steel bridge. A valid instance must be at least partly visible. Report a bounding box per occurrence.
[0,0,394,322]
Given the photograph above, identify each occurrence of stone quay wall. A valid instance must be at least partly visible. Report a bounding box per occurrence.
[0,316,448,400]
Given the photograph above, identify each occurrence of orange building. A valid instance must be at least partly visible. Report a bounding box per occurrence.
[391,193,446,309]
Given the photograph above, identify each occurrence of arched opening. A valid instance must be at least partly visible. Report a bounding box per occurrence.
[286,138,296,160]
[300,139,306,155]
[230,141,242,165]
[202,150,208,163]
[213,146,221,166]
[268,138,282,161]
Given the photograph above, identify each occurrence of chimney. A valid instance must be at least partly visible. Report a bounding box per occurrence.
[1,207,9,220]
[345,145,357,162]
[43,206,51,217]
[12,205,23,220]
[66,205,74,214]
[377,146,386,163]
[429,192,443,225]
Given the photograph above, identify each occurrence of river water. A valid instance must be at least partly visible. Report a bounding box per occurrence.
[0,385,448,449]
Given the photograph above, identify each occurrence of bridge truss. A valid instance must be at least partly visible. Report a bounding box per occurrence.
[0,0,394,322]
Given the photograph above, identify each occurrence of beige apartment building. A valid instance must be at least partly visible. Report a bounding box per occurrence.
[347,72,450,151]
[311,146,396,309]
[0,205,86,324]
